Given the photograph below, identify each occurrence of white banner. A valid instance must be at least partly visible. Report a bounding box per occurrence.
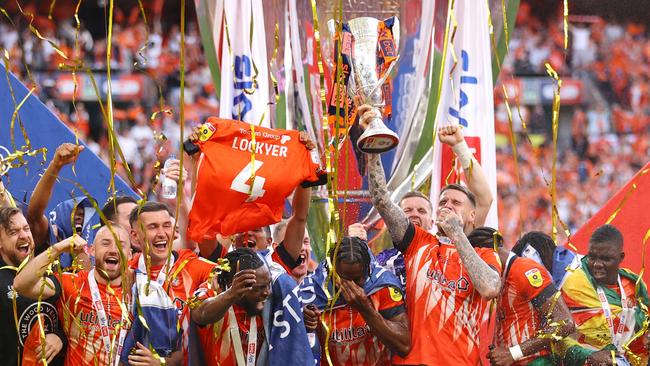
[219,0,271,127]
[430,0,498,227]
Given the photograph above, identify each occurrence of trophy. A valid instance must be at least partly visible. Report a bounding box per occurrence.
[348,17,400,154]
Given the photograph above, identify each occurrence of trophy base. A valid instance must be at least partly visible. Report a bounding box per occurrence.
[357,128,399,153]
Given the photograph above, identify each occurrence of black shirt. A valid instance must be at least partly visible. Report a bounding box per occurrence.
[0,257,65,366]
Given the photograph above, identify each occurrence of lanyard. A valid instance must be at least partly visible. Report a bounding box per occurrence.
[87,269,128,366]
[596,276,631,350]
[137,252,175,285]
[228,307,258,366]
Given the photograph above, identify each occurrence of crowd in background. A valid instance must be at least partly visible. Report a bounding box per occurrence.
[1,1,649,246]
[494,1,650,244]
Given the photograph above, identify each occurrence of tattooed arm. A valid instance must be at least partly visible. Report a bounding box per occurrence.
[437,208,500,299]
[366,153,410,245]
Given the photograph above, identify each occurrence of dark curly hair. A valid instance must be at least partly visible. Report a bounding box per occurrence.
[467,227,503,249]
[328,236,372,278]
[217,248,265,289]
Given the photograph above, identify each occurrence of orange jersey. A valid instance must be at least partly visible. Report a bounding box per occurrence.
[129,250,215,357]
[324,286,405,366]
[188,117,323,239]
[55,271,130,366]
[495,255,557,365]
[129,249,215,320]
[394,224,502,365]
[193,281,265,365]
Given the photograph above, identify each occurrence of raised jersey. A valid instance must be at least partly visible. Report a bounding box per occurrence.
[496,255,557,365]
[188,117,323,239]
[325,286,405,366]
[54,270,129,366]
[393,224,502,365]
[192,282,265,365]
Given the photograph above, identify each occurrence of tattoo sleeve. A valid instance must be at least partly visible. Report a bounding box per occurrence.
[446,223,501,299]
[366,154,410,244]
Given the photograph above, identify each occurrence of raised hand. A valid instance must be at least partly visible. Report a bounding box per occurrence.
[225,269,257,301]
[161,159,188,184]
[437,125,465,147]
[299,131,316,151]
[347,223,368,241]
[53,234,87,256]
[52,143,84,168]
[356,101,382,130]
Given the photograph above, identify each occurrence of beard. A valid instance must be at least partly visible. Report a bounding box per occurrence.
[240,299,265,316]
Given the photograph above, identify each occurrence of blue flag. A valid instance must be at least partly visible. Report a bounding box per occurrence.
[0,64,138,213]
[261,255,320,366]
[299,255,402,311]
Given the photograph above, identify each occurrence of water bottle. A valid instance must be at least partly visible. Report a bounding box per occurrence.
[161,155,177,199]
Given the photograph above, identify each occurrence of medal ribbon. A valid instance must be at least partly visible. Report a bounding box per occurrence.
[596,276,632,351]
[87,269,128,366]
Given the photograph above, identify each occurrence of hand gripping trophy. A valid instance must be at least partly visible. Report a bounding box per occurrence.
[347,16,400,154]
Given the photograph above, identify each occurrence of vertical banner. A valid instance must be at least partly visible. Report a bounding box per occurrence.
[285,0,319,144]
[219,0,271,126]
[430,0,498,227]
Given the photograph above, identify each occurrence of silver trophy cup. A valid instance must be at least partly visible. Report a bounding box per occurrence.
[348,17,399,154]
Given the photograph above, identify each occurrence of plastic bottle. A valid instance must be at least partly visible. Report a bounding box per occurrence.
[161,155,177,199]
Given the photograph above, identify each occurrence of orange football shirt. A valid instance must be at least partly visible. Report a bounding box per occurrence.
[188,117,322,239]
[192,281,265,366]
[324,286,405,366]
[393,224,502,365]
[129,249,215,360]
[495,256,556,365]
[55,271,130,366]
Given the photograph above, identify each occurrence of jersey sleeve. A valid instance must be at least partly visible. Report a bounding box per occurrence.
[512,260,556,308]
[54,272,78,305]
[371,286,406,319]
[271,242,302,273]
[398,223,438,259]
[192,279,217,302]
[192,257,217,287]
[476,248,503,276]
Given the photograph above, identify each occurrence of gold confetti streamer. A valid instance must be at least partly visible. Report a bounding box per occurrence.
[545,63,562,243]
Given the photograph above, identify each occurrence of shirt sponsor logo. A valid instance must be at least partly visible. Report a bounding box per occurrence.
[427,268,470,292]
[330,324,371,343]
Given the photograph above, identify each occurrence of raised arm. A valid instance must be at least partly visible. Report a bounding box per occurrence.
[27,143,84,246]
[282,185,311,260]
[437,208,500,299]
[366,153,410,244]
[13,235,86,300]
[357,104,409,244]
[438,125,493,226]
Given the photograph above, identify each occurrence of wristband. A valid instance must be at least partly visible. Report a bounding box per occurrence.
[451,140,474,170]
[509,345,524,361]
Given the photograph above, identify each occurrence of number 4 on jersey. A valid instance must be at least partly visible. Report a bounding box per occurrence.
[230,161,266,202]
